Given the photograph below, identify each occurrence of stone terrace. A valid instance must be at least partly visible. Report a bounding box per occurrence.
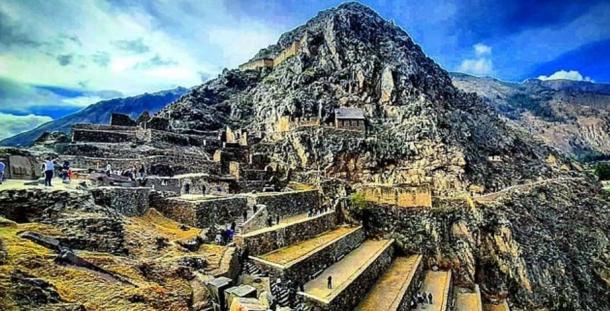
[299,239,394,310]
[455,285,483,311]
[414,270,453,311]
[355,255,423,311]
[251,225,364,281]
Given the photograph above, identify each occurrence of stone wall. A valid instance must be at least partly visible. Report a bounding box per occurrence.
[235,211,337,255]
[359,185,432,208]
[90,186,151,216]
[249,190,320,217]
[251,226,365,281]
[149,129,207,147]
[146,174,232,195]
[273,41,300,67]
[301,240,395,311]
[156,196,249,228]
[239,58,273,71]
[72,128,142,143]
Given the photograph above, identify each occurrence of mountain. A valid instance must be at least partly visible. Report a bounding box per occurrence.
[159,2,568,194]
[451,73,610,161]
[0,87,189,147]
[155,3,609,310]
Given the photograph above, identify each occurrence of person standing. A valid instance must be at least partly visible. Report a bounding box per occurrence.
[105,163,112,177]
[44,157,54,187]
[327,276,332,289]
[0,160,5,184]
[428,292,433,304]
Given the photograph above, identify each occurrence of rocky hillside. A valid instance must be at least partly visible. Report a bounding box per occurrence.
[0,87,188,147]
[158,2,572,195]
[451,73,610,161]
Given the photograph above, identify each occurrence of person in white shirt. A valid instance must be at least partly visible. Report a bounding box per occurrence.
[43,157,55,187]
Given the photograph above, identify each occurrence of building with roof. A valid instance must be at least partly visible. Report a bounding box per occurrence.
[334,107,366,132]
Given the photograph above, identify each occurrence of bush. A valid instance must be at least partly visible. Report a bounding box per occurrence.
[594,163,610,180]
[349,192,367,210]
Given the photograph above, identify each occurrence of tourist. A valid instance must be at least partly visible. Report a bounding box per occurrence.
[276,215,280,225]
[43,157,55,187]
[230,221,237,231]
[0,160,5,184]
[253,205,258,214]
[184,183,190,194]
[428,292,433,304]
[327,276,332,289]
[299,283,305,292]
[138,164,146,178]
[242,210,248,221]
[215,233,223,245]
[105,163,112,177]
[267,217,273,227]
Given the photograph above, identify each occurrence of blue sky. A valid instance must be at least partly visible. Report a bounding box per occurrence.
[1,0,610,139]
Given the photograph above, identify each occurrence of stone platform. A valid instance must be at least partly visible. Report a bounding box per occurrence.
[414,270,452,311]
[251,225,364,280]
[299,239,394,311]
[455,285,483,311]
[355,255,423,311]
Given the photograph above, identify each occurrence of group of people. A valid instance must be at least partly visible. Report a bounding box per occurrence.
[105,163,146,181]
[307,206,332,217]
[215,221,237,245]
[266,214,282,227]
[410,291,434,309]
[42,157,62,186]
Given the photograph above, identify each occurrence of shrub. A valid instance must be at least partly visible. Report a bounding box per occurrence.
[594,163,610,180]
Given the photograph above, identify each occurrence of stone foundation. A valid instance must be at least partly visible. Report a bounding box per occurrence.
[155,196,249,228]
[90,186,151,216]
[249,190,320,217]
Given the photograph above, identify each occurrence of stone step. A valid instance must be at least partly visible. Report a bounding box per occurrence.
[454,285,483,311]
[298,239,394,311]
[413,270,453,311]
[355,255,423,311]
[234,211,337,255]
[250,225,365,281]
[483,300,510,311]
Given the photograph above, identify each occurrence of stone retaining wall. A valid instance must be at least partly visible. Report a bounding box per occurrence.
[235,211,337,255]
[146,174,231,195]
[252,226,365,281]
[302,240,395,311]
[239,205,268,234]
[90,186,151,216]
[72,128,140,143]
[156,196,249,228]
[249,190,320,217]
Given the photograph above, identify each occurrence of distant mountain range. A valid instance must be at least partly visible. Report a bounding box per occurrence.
[0,87,189,147]
[451,73,610,161]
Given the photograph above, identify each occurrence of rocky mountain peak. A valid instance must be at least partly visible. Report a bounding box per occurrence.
[158,2,573,195]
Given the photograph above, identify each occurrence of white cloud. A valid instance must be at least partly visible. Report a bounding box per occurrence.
[474,43,492,56]
[0,112,52,140]
[457,43,493,76]
[537,70,594,82]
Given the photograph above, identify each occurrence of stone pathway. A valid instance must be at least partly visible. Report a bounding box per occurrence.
[474,177,583,203]
[355,255,422,311]
[455,286,483,311]
[258,226,360,266]
[414,271,452,311]
[302,239,391,303]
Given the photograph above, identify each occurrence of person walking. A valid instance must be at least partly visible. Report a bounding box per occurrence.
[0,160,5,184]
[428,292,433,304]
[327,276,332,289]
[43,157,55,187]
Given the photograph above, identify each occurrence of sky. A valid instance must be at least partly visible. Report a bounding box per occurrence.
[1,0,610,139]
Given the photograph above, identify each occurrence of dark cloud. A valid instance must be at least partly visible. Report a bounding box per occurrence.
[56,54,73,66]
[133,55,177,69]
[91,51,111,67]
[0,10,42,49]
[112,38,150,54]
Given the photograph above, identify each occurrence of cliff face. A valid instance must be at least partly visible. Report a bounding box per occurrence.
[350,178,610,310]
[452,73,610,162]
[159,2,571,195]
